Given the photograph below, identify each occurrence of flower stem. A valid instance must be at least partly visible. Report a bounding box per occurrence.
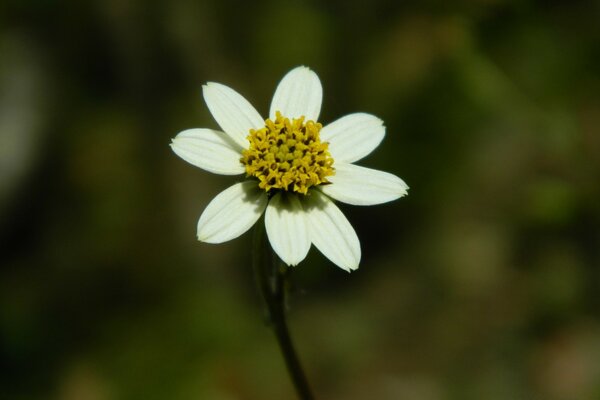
[253,220,315,400]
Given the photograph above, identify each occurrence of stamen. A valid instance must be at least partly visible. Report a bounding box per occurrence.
[241,111,334,194]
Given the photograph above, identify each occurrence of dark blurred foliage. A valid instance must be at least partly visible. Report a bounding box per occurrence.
[1,0,600,399]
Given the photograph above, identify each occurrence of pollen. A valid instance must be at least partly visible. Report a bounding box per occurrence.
[241,111,335,195]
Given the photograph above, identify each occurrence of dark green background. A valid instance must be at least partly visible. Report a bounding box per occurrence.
[1,0,599,399]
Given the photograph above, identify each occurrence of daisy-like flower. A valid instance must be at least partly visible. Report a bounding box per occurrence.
[171,66,408,271]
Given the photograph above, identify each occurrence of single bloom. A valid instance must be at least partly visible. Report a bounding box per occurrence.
[171,66,408,271]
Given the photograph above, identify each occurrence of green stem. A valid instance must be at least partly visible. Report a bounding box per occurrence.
[253,220,315,400]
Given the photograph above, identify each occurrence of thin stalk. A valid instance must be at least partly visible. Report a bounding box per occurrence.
[253,219,315,400]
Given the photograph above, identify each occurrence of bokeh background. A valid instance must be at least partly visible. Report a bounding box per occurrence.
[2,0,600,399]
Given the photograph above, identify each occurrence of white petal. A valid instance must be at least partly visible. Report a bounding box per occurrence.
[265,193,310,266]
[320,113,385,163]
[197,181,267,243]
[170,129,245,175]
[320,162,408,206]
[270,66,322,122]
[304,191,360,271]
[202,82,265,149]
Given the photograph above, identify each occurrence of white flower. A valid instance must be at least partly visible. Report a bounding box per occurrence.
[171,66,408,271]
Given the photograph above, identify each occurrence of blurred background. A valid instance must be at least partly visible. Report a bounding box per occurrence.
[1,0,600,399]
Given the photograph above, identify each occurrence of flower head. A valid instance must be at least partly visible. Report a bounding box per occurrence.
[171,67,408,271]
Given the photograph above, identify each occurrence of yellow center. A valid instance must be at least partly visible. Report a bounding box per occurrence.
[240,111,335,195]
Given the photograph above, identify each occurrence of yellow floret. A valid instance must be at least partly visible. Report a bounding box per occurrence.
[240,111,335,194]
